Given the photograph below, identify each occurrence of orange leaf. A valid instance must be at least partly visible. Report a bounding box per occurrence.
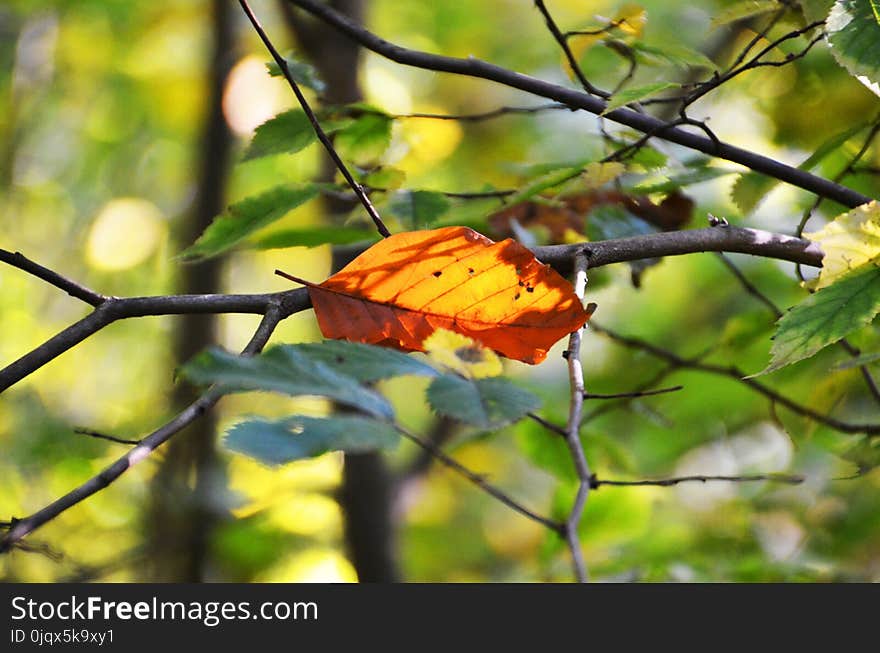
[286,226,590,364]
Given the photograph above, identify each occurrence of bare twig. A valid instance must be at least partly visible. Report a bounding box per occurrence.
[533,0,608,98]
[592,472,804,488]
[389,102,569,122]
[590,322,880,436]
[238,0,390,238]
[562,252,591,582]
[74,428,141,446]
[286,0,870,208]
[394,424,564,534]
[584,385,683,400]
[1,228,822,395]
[0,305,284,554]
[0,249,107,307]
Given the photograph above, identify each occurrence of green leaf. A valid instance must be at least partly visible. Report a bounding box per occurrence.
[603,82,679,113]
[242,110,316,162]
[505,166,584,205]
[386,190,451,228]
[804,200,880,289]
[828,0,880,97]
[629,41,715,70]
[363,166,406,190]
[872,0,880,23]
[631,166,737,194]
[180,346,393,418]
[710,0,780,29]
[801,0,836,23]
[755,263,880,375]
[730,172,777,214]
[335,114,392,165]
[181,185,320,260]
[293,341,440,382]
[265,55,326,93]
[731,123,872,214]
[427,375,542,429]
[225,415,398,466]
[253,226,378,250]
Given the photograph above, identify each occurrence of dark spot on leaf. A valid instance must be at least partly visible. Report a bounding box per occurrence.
[433,271,442,277]
[526,286,534,293]
[455,345,486,363]
[515,293,520,300]
[518,280,525,287]
[335,356,345,364]
[468,267,475,275]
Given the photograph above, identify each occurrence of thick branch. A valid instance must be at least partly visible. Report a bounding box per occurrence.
[0,228,821,394]
[286,0,871,209]
[0,289,309,394]
[0,306,283,554]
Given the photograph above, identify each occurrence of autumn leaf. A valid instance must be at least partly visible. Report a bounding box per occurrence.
[280,226,590,364]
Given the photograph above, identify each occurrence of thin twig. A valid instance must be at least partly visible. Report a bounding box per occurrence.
[562,252,591,582]
[527,411,568,437]
[0,249,107,307]
[0,305,284,554]
[394,424,564,534]
[590,322,880,436]
[390,102,569,122]
[73,428,141,446]
[238,0,391,238]
[716,253,782,319]
[592,472,804,488]
[533,0,607,98]
[286,0,869,208]
[584,385,683,400]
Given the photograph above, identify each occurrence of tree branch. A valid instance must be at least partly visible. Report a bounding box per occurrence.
[285,0,871,209]
[0,226,822,395]
[0,305,284,554]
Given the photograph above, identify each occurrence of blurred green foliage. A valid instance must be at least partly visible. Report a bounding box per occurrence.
[2,0,880,582]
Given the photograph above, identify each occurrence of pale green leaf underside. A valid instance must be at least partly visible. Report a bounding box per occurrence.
[335,114,392,165]
[225,415,398,466]
[710,0,780,28]
[828,0,880,97]
[181,185,319,260]
[756,264,880,375]
[427,375,542,428]
[265,56,326,93]
[180,346,393,419]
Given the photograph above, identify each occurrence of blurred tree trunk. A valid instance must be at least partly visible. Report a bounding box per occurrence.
[145,0,235,581]
[282,0,401,583]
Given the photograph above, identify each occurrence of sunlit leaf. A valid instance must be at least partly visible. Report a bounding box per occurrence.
[287,226,591,364]
[828,0,880,97]
[335,113,392,165]
[363,166,406,190]
[710,0,781,28]
[805,200,880,289]
[581,161,627,190]
[631,166,737,194]
[603,82,679,113]
[629,41,716,70]
[181,185,319,260]
[756,263,880,375]
[505,166,585,205]
[225,415,399,466]
[427,374,541,428]
[423,329,503,379]
[180,346,393,418]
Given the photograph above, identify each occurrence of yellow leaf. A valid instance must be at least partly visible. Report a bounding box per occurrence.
[616,4,647,37]
[581,161,626,190]
[423,328,503,379]
[805,201,880,289]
